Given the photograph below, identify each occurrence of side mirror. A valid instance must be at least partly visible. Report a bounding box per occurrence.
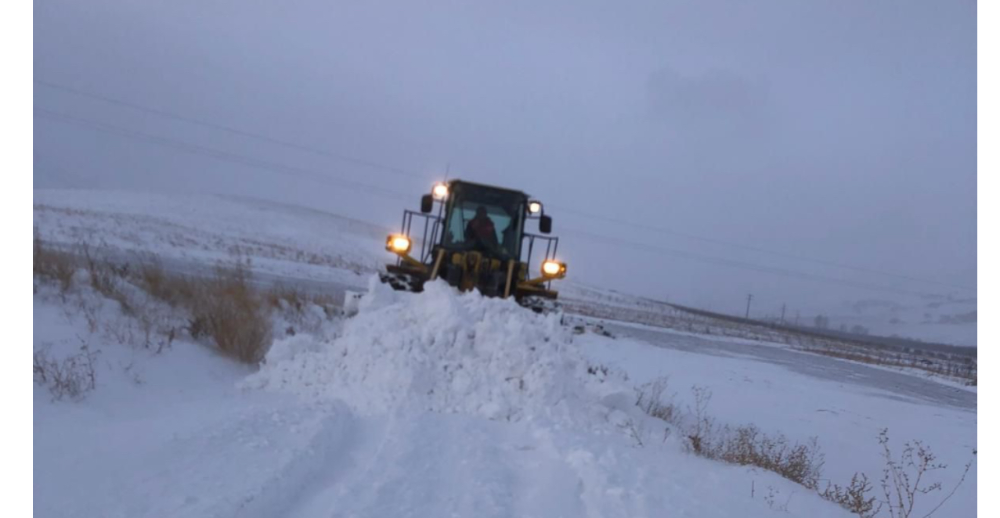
[539,215,552,234]
[420,194,433,214]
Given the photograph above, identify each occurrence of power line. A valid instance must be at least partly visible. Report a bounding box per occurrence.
[36,106,951,298]
[549,205,972,292]
[558,226,938,297]
[35,108,413,203]
[34,78,429,181]
[34,79,971,292]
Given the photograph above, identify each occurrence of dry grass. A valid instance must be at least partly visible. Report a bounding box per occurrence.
[128,256,275,362]
[33,228,77,292]
[635,378,677,424]
[34,234,280,364]
[709,424,825,489]
[77,243,137,315]
[821,473,879,518]
[637,384,824,491]
[33,342,99,401]
[132,255,196,307]
[633,382,973,517]
[187,264,272,364]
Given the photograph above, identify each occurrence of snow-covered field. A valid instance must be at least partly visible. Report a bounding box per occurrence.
[32,281,795,517]
[34,189,387,291]
[34,188,977,517]
[34,274,976,518]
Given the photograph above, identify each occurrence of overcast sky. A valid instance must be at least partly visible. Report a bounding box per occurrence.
[34,0,977,316]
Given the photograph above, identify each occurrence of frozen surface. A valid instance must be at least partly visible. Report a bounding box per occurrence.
[34,189,386,290]
[36,281,864,518]
[578,322,977,518]
[33,189,976,518]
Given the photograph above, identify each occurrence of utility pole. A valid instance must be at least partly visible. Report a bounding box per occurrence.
[780,304,786,324]
[745,294,753,319]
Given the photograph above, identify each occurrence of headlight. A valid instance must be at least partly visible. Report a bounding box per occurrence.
[386,235,411,253]
[432,182,449,199]
[541,260,566,278]
[528,200,543,214]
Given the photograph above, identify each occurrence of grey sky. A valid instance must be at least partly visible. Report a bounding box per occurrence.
[34,0,977,316]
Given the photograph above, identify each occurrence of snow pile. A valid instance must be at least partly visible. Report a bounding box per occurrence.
[245,276,628,423]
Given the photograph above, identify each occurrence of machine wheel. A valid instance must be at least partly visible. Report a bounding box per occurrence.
[518,296,562,315]
[379,272,423,292]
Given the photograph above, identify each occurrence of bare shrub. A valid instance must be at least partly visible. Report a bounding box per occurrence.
[33,229,77,291]
[674,385,823,490]
[877,429,974,518]
[134,256,175,301]
[705,424,825,489]
[77,243,137,315]
[619,418,646,447]
[821,473,880,518]
[133,258,199,311]
[686,385,715,455]
[188,264,272,363]
[33,343,99,401]
[635,377,677,424]
[629,381,970,517]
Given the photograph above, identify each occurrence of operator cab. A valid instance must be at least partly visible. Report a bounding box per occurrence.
[440,181,526,261]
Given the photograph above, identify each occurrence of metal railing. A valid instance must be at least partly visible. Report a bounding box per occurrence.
[397,209,559,290]
[399,210,444,265]
[522,233,559,288]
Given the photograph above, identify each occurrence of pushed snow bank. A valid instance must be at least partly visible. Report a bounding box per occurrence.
[245,277,628,423]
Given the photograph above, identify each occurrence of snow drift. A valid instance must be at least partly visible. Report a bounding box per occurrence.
[245,276,627,424]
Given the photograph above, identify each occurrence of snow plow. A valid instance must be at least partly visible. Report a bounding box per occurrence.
[380,179,567,312]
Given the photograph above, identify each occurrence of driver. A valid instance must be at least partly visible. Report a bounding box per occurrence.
[465,205,499,247]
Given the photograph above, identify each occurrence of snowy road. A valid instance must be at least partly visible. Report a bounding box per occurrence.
[605,322,976,412]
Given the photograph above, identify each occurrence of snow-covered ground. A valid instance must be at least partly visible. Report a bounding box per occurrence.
[34,189,387,291]
[34,271,975,517]
[33,188,977,517]
[578,322,976,509]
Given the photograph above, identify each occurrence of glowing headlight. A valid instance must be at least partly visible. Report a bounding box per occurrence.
[386,235,412,254]
[528,201,543,214]
[541,260,566,278]
[432,182,449,199]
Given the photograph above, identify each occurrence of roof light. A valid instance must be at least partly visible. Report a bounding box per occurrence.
[528,200,543,214]
[432,182,449,199]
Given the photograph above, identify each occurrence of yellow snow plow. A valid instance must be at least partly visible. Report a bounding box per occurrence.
[380,179,566,312]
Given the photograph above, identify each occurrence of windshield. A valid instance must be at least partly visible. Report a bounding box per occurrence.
[441,183,525,259]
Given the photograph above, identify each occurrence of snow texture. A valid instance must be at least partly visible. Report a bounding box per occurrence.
[246,276,626,425]
[34,189,974,518]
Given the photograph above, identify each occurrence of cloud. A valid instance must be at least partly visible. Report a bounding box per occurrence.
[645,67,771,138]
